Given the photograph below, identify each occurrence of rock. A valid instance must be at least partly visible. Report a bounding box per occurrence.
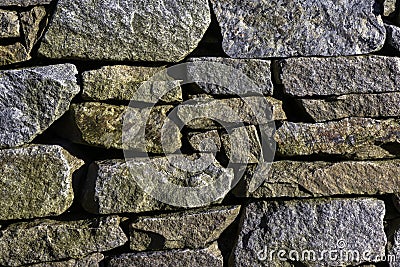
[280,56,400,96]
[82,65,182,102]
[108,243,223,267]
[188,130,221,152]
[62,102,181,153]
[386,24,400,52]
[0,64,79,148]
[275,118,400,159]
[0,0,52,6]
[29,253,104,267]
[237,160,400,198]
[210,0,385,58]
[38,0,211,62]
[129,205,240,251]
[0,145,83,220]
[299,92,400,122]
[0,10,19,38]
[20,6,48,52]
[0,216,127,266]
[0,43,30,66]
[383,0,397,16]
[389,226,400,267]
[187,58,273,95]
[232,198,386,266]
[81,155,234,214]
[177,97,286,129]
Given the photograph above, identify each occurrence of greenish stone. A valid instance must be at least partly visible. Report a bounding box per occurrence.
[20,6,48,52]
[0,10,19,38]
[0,43,30,66]
[188,130,221,152]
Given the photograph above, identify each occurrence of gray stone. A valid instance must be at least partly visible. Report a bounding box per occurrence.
[210,0,385,58]
[187,57,273,95]
[82,65,182,102]
[108,243,223,267]
[389,226,400,267]
[386,24,400,52]
[0,43,30,66]
[129,205,240,251]
[29,253,104,267]
[38,0,211,62]
[0,216,127,266]
[275,118,400,159]
[0,145,83,220]
[188,130,221,152]
[0,64,79,148]
[280,56,400,96]
[20,6,48,52]
[299,92,400,122]
[232,198,386,266]
[0,10,19,38]
[0,0,52,6]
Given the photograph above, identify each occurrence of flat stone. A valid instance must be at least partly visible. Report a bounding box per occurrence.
[0,145,83,220]
[280,56,400,96]
[0,43,30,66]
[108,243,223,267]
[0,0,52,6]
[129,205,240,251]
[188,130,221,152]
[81,155,234,214]
[0,10,19,38]
[38,0,211,62]
[232,199,386,266]
[210,0,385,58]
[20,6,48,52]
[62,102,181,153]
[82,65,182,102]
[275,118,400,159]
[29,253,104,267]
[299,92,400,122]
[0,216,127,266]
[187,58,273,95]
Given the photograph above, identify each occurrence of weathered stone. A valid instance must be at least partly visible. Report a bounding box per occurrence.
[62,102,181,153]
[299,92,400,122]
[129,205,240,251]
[382,0,397,16]
[0,145,83,220]
[386,24,400,52]
[188,130,221,152]
[38,0,211,62]
[20,6,48,52]
[389,226,400,267]
[187,58,273,95]
[211,0,385,58]
[275,118,400,159]
[0,64,79,148]
[177,97,286,129]
[0,0,52,6]
[280,56,400,96]
[0,216,127,266]
[0,43,30,66]
[82,65,182,102]
[82,155,234,214]
[237,160,400,198]
[232,199,386,266]
[29,253,104,267]
[0,10,19,38]
[109,243,223,267]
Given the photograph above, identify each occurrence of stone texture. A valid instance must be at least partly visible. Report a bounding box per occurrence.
[188,130,221,152]
[0,0,52,6]
[30,253,104,267]
[386,24,400,52]
[0,64,79,148]
[129,205,240,251]
[108,243,223,267]
[82,65,182,102]
[20,6,48,52]
[177,97,286,129]
[0,216,127,266]
[211,0,385,58]
[388,226,400,267]
[382,0,397,16]
[62,102,181,153]
[280,56,400,96]
[38,0,211,62]
[0,43,30,66]
[299,92,400,122]
[81,155,234,214]
[275,118,400,159]
[187,57,273,95]
[0,145,83,220]
[0,10,19,38]
[232,199,386,266]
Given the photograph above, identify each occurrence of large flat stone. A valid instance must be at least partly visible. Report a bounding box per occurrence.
[38,0,211,62]
[0,10,19,38]
[29,253,104,267]
[0,0,52,6]
[280,56,400,96]
[0,64,79,148]
[0,43,30,66]
[232,199,386,266]
[210,0,385,58]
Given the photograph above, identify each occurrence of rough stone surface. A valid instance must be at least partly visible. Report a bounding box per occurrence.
[0,64,80,148]
[38,0,211,62]
[232,199,386,266]
[386,24,400,52]
[299,92,400,122]
[187,57,273,95]
[0,0,52,6]
[188,130,221,152]
[211,0,385,58]
[0,145,83,220]
[29,253,104,267]
[129,205,240,251]
[280,56,400,96]
[275,118,400,159]
[0,10,19,38]
[108,243,223,267]
[389,226,400,267]
[20,6,48,52]
[0,216,127,266]
[82,65,182,102]
[382,0,397,16]
[0,43,30,66]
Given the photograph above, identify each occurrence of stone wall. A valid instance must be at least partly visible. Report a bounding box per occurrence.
[0,0,399,266]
